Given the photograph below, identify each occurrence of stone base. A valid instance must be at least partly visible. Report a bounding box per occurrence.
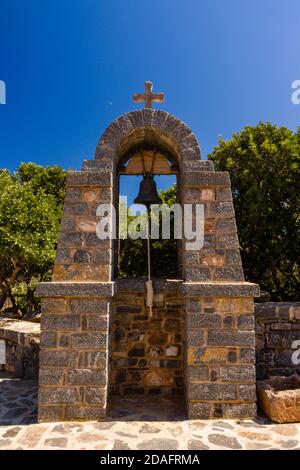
[36,282,113,423]
[257,376,300,423]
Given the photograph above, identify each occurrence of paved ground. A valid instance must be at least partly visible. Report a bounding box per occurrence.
[0,373,300,450]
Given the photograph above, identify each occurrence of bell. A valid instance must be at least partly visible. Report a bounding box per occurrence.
[134,173,162,207]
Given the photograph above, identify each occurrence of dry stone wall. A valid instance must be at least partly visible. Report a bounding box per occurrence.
[111,284,183,396]
[255,302,300,379]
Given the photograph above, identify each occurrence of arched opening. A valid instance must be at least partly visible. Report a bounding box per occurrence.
[109,128,186,414]
[117,141,180,279]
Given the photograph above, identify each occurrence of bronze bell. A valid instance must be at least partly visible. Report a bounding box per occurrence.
[134,173,162,207]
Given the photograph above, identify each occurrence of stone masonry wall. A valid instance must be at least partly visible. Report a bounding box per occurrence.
[36,283,113,422]
[181,168,245,283]
[255,302,300,379]
[111,289,183,396]
[52,169,113,283]
[184,288,257,420]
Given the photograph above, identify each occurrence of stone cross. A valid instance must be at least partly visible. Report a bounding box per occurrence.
[132,81,164,108]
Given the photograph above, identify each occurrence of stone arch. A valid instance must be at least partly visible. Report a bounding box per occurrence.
[37,105,259,423]
[94,109,201,170]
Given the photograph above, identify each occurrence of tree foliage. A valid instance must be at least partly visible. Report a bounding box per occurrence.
[0,163,67,313]
[209,122,300,300]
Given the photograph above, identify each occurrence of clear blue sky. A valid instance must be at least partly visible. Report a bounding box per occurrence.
[1,1,300,192]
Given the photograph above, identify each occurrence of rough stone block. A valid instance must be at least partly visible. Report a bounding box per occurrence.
[188,402,211,419]
[39,368,65,385]
[63,202,89,216]
[68,369,106,385]
[84,387,106,404]
[219,365,256,382]
[39,350,78,367]
[237,315,255,330]
[216,218,237,233]
[38,406,64,423]
[217,233,239,249]
[71,332,107,349]
[85,314,108,331]
[40,331,57,348]
[208,330,255,347]
[239,384,257,401]
[187,313,221,329]
[70,298,109,314]
[215,403,257,419]
[185,267,212,282]
[66,170,112,186]
[74,250,91,263]
[213,267,244,282]
[183,172,230,186]
[186,330,205,347]
[185,299,201,314]
[79,351,107,368]
[188,383,237,401]
[41,314,81,331]
[211,201,235,217]
[64,405,106,420]
[188,366,209,381]
[188,347,230,365]
[39,387,79,405]
[37,282,114,297]
[181,282,259,297]
[41,298,68,314]
[240,348,256,364]
[257,376,300,423]
[216,187,233,202]
[225,250,242,267]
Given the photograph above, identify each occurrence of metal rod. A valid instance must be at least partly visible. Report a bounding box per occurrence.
[147,221,151,281]
[146,207,153,317]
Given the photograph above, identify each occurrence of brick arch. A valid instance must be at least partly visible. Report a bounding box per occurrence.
[94,109,201,169]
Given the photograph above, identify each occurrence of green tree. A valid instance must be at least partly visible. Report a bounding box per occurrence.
[0,163,67,313]
[209,122,300,300]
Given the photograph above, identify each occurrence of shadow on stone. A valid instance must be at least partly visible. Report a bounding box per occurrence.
[108,394,187,422]
[0,372,38,425]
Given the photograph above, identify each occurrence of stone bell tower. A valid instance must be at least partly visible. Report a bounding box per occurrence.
[37,82,259,422]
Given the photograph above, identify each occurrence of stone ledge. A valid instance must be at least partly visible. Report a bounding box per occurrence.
[181,282,260,297]
[66,169,112,186]
[36,282,115,298]
[0,319,40,346]
[183,171,230,186]
[82,160,114,171]
[116,278,182,293]
[116,279,259,297]
[182,161,215,172]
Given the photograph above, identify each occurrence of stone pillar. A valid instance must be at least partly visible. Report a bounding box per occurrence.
[36,282,113,422]
[181,163,259,419]
[37,165,114,422]
[183,282,259,419]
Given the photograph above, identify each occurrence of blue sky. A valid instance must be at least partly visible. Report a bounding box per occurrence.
[1,0,300,200]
